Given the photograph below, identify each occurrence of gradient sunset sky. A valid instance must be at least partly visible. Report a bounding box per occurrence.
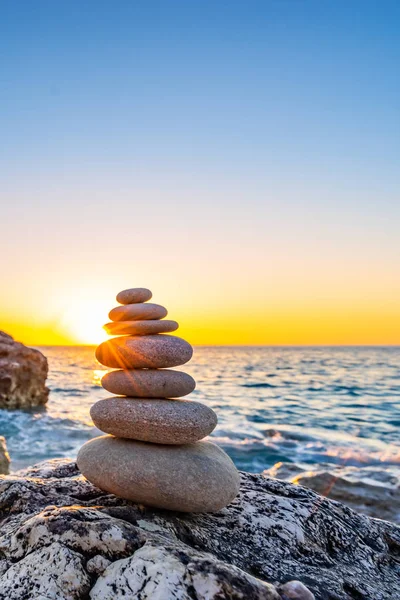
[1,1,399,345]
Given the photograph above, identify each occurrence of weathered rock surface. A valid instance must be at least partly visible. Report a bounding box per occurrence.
[77,437,239,512]
[116,287,152,304]
[0,459,398,599]
[109,302,168,322]
[0,437,10,475]
[265,461,400,524]
[91,397,217,444]
[104,319,179,335]
[96,334,193,369]
[101,368,196,397]
[0,331,49,409]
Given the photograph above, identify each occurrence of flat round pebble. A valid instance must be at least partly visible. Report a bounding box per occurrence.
[101,369,195,398]
[109,303,167,322]
[96,335,193,369]
[77,436,240,512]
[104,319,178,336]
[116,288,152,304]
[91,398,217,444]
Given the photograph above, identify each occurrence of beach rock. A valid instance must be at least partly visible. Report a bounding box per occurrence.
[101,368,196,398]
[104,319,178,335]
[278,581,315,599]
[0,437,10,475]
[96,334,193,369]
[116,287,152,304]
[90,397,217,444]
[0,459,398,600]
[77,436,239,512]
[109,302,167,322]
[265,461,400,523]
[0,331,49,409]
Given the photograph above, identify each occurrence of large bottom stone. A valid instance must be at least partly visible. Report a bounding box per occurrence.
[90,397,217,444]
[77,436,240,513]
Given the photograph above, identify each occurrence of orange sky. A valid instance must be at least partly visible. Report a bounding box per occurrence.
[1,262,399,346]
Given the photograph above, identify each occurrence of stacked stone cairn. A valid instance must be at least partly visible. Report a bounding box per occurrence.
[77,287,240,513]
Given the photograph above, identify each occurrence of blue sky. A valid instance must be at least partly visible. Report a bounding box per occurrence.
[0,1,399,344]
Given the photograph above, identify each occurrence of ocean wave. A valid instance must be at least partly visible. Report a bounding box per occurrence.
[241,382,277,388]
[3,345,400,476]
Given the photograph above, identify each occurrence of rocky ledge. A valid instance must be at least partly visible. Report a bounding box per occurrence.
[0,460,398,599]
[0,331,49,408]
[265,461,400,524]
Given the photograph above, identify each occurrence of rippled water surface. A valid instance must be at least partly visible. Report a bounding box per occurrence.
[1,346,399,474]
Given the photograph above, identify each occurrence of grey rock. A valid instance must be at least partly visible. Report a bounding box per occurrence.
[96,334,193,369]
[104,319,179,335]
[266,461,400,523]
[0,541,91,599]
[90,397,217,444]
[0,459,397,600]
[116,287,152,304]
[77,436,239,512]
[109,302,167,322]
[90,543,280,599]
[86,555,112,576]
[101,368,196,398]
[0,331,49,409]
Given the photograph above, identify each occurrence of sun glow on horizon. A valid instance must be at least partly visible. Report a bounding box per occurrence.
[58,294,111,346]
[1,282,400,348]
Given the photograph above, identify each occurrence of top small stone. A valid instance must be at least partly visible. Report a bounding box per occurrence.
[116,288,152,305]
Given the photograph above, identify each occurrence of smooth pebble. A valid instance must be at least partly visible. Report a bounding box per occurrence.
[90,397,217,444]
[101,369,195,398]
[104,319,178,336]
[109,303,167,322]
[96,335,193,369]
[116,288,152,304]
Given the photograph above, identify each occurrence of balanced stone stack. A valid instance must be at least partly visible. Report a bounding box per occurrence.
[77,287,240,513]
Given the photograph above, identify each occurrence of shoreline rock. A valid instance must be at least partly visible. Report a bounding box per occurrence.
[0,331,49,409]
[265,461,400,524]
[0,437,10,475]
[0,458,398,599]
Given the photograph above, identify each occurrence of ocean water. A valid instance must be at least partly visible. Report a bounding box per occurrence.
[1,346,399,477]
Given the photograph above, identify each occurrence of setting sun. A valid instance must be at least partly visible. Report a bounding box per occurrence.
[60,298,110,345]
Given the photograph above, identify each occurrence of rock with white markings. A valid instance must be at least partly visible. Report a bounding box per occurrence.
[0,459,397,600]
